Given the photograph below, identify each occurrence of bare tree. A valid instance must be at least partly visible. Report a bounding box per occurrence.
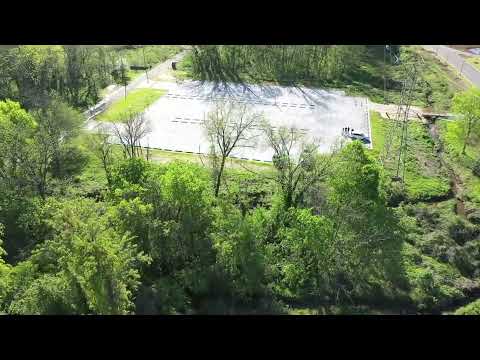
[112,111,151,159]
[203,101,261,197]
[262,122,332,209]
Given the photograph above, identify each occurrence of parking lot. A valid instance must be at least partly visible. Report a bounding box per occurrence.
[95,80,372,162]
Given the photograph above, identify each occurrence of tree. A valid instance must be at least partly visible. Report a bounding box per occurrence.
[211,203,266,303]
[268,207,335,299]
[4,198,149,314]
[107,161,216,314]
[262,123,332,209]
[87,125,116,188]
[452,87,480,155]
[30,99,84,198]
[325,141,403,299]
[0,100,37,192]
[112,111,151,159]
[6,46,65,109]
[204,101,261,197]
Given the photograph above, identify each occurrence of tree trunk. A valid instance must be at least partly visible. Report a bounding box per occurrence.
[214,156,226,197]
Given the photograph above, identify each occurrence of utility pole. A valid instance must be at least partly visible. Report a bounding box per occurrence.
[382,52,423,183]
[384,45,387,103]
[121,57,127,100]
[395,63,419,181]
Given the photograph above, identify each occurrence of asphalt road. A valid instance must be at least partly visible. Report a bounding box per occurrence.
[422,45,480,88]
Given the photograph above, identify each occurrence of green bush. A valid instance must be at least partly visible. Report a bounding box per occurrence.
[473,158,480,177]
[448,217,479,245]
[454,299,480,315]
[385,180,407,207]
[402,243,465,312]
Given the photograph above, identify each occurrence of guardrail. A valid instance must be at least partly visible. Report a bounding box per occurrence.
[83,101,107,120]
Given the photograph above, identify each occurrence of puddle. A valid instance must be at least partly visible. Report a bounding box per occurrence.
[468,48,480,55]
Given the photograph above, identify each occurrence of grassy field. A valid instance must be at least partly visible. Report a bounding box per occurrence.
[370,111,451,202]
[97,88,166,122]
[147,147,273,171]
[78,136,273,185]
[467,56,480,72]
[335,46,468,111]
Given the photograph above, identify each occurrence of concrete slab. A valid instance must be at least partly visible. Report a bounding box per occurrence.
[101,80,371,162]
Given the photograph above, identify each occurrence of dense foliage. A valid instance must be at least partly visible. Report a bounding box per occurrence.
[0,45,181,111]
[0,45,479,315]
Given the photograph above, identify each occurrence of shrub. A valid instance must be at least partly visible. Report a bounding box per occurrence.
[448,217,479,245]
[402,244,465,312]
[472,158,480,177]
[454,299,480,315]
[386,180,407,206]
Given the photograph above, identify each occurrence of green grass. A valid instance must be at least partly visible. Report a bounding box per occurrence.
[438,119,480,204]
[370,111,451,202]
[97,88,166,122]
[342,46,468,111]
[370,111,387,157]
[405,176,450,202]
[146,147,273,172]
[467,56,480,72]
[78,140,273,185]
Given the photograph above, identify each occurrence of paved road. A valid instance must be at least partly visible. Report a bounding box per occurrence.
[422,45,480,88]
[84,50,188,119]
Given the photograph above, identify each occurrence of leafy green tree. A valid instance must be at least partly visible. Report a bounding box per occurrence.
[5,198,149,314]
[189,45,367,85]
[0,100,37,192]
[262,124,332,209]
[30,99,85,197]
[452,87,480,155]
[211,203,266,301]
[110,157,151,199]
[120,162,215,313]
[266,207,335,299]
[6,46,64,109]
[325,141,404,299]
